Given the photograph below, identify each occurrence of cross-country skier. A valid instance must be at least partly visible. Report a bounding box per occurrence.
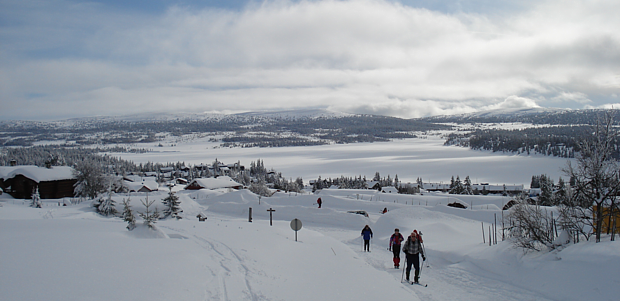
[402,230,426,283]
[317,197,322,208]
[389,228,404,268]
[361,225,373,252]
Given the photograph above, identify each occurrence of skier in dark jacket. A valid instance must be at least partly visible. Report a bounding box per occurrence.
[389,228,404,268]
[361,225,373,252]
[317,197,322,208]
[402,230,425,283]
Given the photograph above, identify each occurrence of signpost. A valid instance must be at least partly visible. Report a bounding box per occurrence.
[290,218,302,242]
[267,208,276,226]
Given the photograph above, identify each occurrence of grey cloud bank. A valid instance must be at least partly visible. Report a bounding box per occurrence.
[1,0,619,120]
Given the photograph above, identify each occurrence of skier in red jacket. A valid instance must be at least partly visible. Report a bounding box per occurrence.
[389,228,404,268]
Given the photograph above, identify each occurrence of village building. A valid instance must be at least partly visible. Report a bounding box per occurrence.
[184,176,243,190]
[381,186,398,193]
[123,175,159,193]
[421,183,524,195]
[0,165,77,199]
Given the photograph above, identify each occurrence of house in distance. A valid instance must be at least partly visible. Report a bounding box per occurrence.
[0,165,77,199]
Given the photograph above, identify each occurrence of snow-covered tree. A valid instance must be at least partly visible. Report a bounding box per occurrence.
[96,189,118,216]
[73,159,107,199]
[250,178,272,197]
[464,176,473,195]
[121,198,136,230]
[507,194,556,251]
[162,187,182,219]
[450,176,464,194]
[562,112,620,242]
[30,187,42,208]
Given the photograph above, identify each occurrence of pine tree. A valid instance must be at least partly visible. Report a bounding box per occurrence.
[30,187,42,208]
[449,176,456,193]
[162,187,182,219]
[464,176,473,195]
[454,176,464,194]
[97,189,118,216]
[121,198,136,230]
[139,196,160,229]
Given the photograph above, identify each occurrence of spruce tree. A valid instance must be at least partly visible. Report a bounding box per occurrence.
[121,198,136,230]
[30,187,42,208]
[162,187,182,219]
[97,189,118,216]
[464,176,473,195]
[139,196,160,229]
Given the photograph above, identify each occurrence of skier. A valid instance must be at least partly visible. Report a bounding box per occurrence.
[317,197,322,208]
[382,207,388,214]
[361,225,373,252]
[389,228,404,268]
[402,230,425,283]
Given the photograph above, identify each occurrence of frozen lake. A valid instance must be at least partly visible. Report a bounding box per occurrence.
[110,135,570,188]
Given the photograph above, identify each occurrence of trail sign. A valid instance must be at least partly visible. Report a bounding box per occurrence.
[267,208,276,226]
[290,218,302,241]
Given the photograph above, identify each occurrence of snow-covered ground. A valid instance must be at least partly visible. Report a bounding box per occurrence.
[109,135,569,187]
[2,188,619,301]
[2,137,617,300]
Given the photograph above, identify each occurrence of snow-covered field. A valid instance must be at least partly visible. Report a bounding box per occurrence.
[2,138,619,301]
[2,188,619,301]
[110,135,569,186]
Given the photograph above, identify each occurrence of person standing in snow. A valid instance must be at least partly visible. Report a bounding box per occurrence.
[389,228,404,268]
[317,197,322,208]
[361,225,373,252]
[402,230,425,283]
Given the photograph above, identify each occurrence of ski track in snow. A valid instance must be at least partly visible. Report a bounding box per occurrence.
[333,231,553,301]
[160,225,268,301]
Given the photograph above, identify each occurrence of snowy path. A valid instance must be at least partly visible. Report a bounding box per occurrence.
[318,228,554,301]
[160,225,266,300]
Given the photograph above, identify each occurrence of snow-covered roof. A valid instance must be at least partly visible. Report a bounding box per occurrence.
[186,176,242,190]
[381,186,398,193]
[123,178,159,192]
[0,165,75,182]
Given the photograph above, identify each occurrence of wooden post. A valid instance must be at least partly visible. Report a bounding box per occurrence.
[489,226,492,246]
[494,213,497,245]
[267,208,276,226]
[482,222,485,244]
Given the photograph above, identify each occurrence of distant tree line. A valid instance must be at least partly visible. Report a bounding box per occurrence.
[443,125,613,158]
[0,114,448,147]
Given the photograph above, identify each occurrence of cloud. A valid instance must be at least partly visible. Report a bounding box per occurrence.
[481,96,540,111]
[2,0,620,120]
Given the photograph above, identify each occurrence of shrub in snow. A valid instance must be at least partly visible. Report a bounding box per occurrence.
[162,188,182,219]
[121,198,136,231]
[30,187,42,208]
[506,197,556,251]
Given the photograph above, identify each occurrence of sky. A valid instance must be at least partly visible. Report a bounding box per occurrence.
[1,0,619,121]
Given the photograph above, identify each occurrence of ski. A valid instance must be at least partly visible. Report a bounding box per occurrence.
[403,280,427,287]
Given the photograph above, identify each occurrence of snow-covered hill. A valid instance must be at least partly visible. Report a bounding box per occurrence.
[2,188,618,301]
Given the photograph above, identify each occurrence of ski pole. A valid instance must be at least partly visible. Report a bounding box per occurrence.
[401,256,407,282]
[419,255,424,279]
[421,242,429,268]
